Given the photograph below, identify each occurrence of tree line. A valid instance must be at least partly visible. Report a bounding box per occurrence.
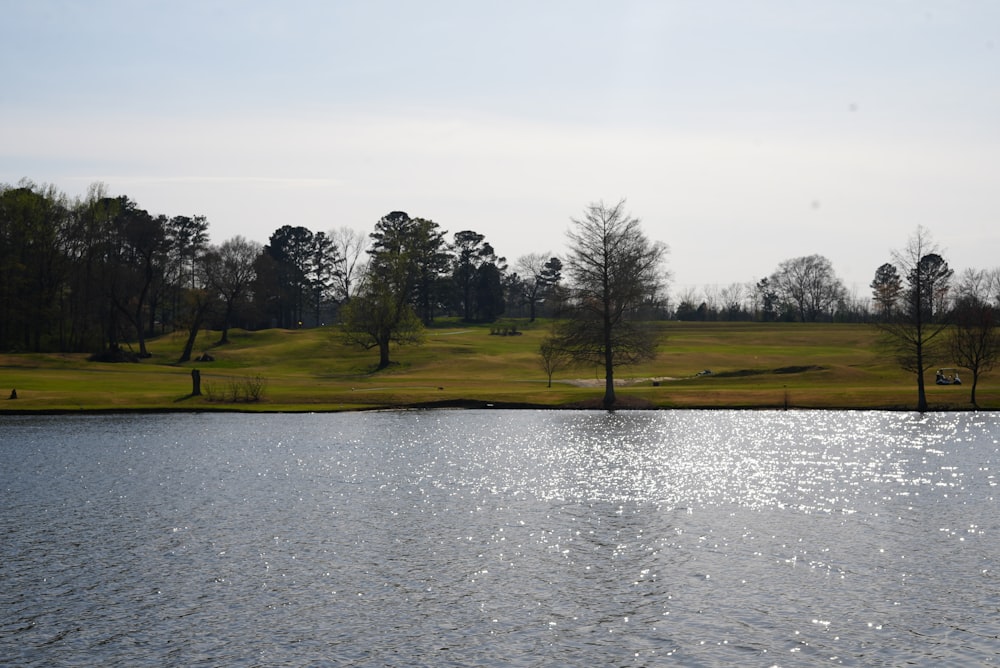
[2,180,997,410]
[0,180,568,357]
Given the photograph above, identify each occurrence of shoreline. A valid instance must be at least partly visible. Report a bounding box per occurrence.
[0,398,981,415]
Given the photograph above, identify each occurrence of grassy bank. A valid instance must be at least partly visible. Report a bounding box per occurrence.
[1,320,995,412]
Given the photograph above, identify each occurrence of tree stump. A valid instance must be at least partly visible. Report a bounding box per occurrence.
[191,369,202,396]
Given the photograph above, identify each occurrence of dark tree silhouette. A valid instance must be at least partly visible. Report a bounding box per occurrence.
[870,262,903,321]
[949,272,1000,407]
[876,227,953,412]
[204,236,262,344]
[551,199,668,408]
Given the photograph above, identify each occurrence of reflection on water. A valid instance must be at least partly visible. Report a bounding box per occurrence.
[2,410,999,666]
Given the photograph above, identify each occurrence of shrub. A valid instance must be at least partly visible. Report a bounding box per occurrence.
[203,374,268,403]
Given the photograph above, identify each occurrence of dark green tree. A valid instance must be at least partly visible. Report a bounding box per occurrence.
[474,261,505,322]
[870,262,903,321]
[408,218,450,324]
[451,230,506,322]
[341,211,433,369]
[265,225,314,327]
[753,277,778,322]
[366,212,449,325]
[307,230,341,326]
[0,181,70,351]
[204,235,262,344]
[93,196,166,358]
[166,214,209,289]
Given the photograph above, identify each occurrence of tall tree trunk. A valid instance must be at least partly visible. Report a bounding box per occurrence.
[178,311,205,363]
[377,336,391,370]
[916,343,928,412]
[603,315,615,408]
[219,302,233,345]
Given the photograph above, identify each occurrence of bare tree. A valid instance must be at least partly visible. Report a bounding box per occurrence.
[719,282,749,320]
[770,254,846,322]
[329,226,368,302]
[876,227,953,412]
[988,268,1000,306]
[539,335,573,388]
[551,199,668,408]
[949,269,1000,407]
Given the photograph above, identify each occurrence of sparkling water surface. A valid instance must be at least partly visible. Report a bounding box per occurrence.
[2,410,999,666]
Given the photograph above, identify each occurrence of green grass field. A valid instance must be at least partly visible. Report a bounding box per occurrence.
[0,320,995,412]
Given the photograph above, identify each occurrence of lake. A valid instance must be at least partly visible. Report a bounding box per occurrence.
[2,409,999,666]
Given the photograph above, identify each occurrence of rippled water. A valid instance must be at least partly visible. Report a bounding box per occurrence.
[2,410,999,666]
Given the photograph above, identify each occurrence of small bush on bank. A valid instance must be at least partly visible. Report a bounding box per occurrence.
[204,374,268,403]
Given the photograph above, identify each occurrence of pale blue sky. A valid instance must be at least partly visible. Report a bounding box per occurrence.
[2,1,998,295]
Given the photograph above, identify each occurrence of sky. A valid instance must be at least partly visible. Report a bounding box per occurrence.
[2,1,999,297]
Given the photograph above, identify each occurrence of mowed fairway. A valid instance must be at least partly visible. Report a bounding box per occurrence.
[0,320,994,412]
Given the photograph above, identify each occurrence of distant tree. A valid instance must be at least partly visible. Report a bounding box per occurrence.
[870,262,903,320]
[307,230,341,325]
[550,199,668,408]
[342,219,426,369]
[367,212,449,325]
[166,215,209,289]
[329,226,368,302]
[451,230,506,322]
[675,299,702,321]
[340,212,431,369]
[501,271,527,318]
[340,278,425,370]
[719,282,750,321]
[203,236,262,344]
[0,181,71,352]
[989,268,1000,307]
[474,261,506,322]
[836,287,873,323]
[408,218,451,324]
[104,197,166,358]
[754,277,778,322]
[516,253,562,321]
[875,227,953,412]
[770,254,846,322]
[265,225,314,327]
[948,270,1000,407]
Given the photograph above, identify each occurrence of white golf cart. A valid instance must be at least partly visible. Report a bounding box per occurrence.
[935,368,962,385]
